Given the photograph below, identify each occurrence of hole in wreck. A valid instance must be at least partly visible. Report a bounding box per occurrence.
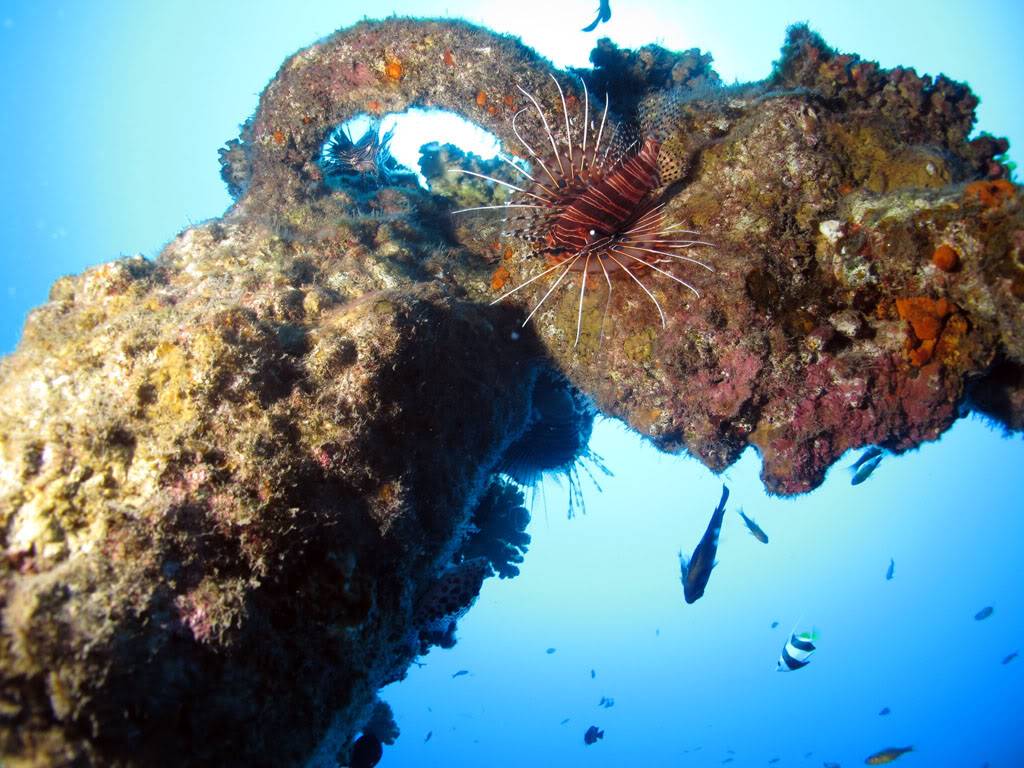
[318,108,502,190]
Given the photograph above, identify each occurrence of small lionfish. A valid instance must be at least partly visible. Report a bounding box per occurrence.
[778,628,818,671]
[451,75,713,346]
[320,121,413,186]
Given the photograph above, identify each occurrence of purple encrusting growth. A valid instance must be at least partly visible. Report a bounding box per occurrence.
[413,558,491,650]
[457,479,531,579]
[0,15,1021,768]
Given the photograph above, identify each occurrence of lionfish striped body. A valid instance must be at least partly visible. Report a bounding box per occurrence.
[320,120,412,186]
[453,75,712,345]
[546,136,661,267]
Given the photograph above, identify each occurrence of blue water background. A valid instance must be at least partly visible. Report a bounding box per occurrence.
[2,2,1023,766]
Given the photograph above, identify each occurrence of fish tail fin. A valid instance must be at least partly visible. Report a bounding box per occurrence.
[677,550,690,580]
[718,484,730,512]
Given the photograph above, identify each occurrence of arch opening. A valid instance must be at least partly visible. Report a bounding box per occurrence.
[318,108,505,190]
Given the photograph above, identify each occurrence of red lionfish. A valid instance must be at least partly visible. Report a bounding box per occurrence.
[452,75,713,346]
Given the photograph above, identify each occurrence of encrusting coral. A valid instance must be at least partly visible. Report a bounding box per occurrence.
[0,16,1021,767]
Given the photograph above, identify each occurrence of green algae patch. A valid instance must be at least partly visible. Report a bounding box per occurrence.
[624,327,658,363]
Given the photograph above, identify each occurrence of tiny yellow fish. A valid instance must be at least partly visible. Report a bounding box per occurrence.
[737,508,769,543]
[865,745,913,764]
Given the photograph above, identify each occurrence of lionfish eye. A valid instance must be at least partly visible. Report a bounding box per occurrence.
[589,229,596,236]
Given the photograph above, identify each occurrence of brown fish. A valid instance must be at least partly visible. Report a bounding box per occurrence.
[737,508,769,543]
[865,746,913,764]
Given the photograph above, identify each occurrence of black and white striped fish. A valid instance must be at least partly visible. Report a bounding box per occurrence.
[777,630,818,671]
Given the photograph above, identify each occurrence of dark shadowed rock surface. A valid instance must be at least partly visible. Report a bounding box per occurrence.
[0,17,1020,767]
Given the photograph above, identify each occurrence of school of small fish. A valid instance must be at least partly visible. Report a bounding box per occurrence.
[661,444,1012,764]
[391,447,1010,767]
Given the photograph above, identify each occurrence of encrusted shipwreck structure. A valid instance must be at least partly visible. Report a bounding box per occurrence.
[1,16,1021,767]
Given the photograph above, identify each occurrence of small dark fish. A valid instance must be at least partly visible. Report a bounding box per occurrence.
[598,696,615,708]
[878,707,891,716]
[737,508,769,543]
[349,733,383,768]
[886,558,895,580]
[769,759,780,765]
[851,455,883,485]
[974,606,994,621]
[581,0,611,32]
[424,731,432,743]
[679,485,730,604]
[1002,650,1018,665]
[865,746,913,765]
[560,718,570,725]
[583,725,604,745]
[546,647,556,654]
[771,621,780,629]
[824,763,841,768]
[590,669,596,678]
[722,759,734,764]
[851,446,883,470]
[452,670,469,678]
